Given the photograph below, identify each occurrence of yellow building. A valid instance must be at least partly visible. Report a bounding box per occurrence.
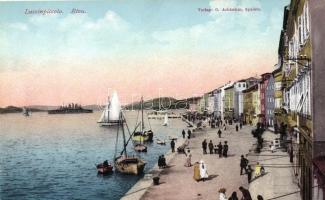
[242,84,258,125]
[223,85,234,119]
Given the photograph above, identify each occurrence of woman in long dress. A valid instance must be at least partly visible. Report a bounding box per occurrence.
[199,160,208,181]
[218,188,227,200]
[184,149,192,167]
[193,162,200,181]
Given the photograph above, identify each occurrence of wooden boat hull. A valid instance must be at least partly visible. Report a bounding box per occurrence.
[114,157,146,175]
[134,144,147,152]
[96,164,113,174]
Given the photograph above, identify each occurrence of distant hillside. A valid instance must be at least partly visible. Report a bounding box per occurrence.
[124,97,189,110]
[0,106,22,114]
[0,106,47,114]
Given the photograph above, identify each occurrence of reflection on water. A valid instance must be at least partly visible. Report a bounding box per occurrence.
[0,111,185,200]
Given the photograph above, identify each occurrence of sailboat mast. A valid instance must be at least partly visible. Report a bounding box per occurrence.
[121,114,128,157]
[141,97,144,131]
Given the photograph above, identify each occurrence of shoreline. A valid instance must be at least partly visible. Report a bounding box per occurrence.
[121,136,187,200]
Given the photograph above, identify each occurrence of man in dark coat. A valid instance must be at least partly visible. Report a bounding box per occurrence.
[247,165,253,183]
[217,129,222,138]
[217,142,223,158]
[240,123,243,129]
[182,129,186,138]
[208,140,214,154]
[239,186,252,200]
[223,141,228,157]
[240,155,248,175]
[171,139,175,152]
[236,124,239,132]
[187,129,192,139]
[202,139,207,154]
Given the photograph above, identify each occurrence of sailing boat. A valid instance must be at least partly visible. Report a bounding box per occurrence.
[98,91,123,126]
[22,107,31,117]
[114,113,146,175]
[162,113,168,126]
[132,97,153,143]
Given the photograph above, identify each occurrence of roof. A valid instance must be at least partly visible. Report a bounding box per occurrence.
[242,84,258,93]
[224,85,234,90]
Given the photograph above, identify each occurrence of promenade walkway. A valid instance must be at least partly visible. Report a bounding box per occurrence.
[140,123,255,200]
[248,130,301,200]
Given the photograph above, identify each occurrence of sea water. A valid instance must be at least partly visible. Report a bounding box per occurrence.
[0,111,185,200]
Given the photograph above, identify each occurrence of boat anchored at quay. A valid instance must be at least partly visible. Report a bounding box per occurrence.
[114,113,146,175]
[98,91,124,126]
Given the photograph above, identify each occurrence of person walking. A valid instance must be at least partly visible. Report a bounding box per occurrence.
[223,123,227,131]
[218,129,222,138]
[236,124,239,132]
[217,142,223,158]
[240,123,242,129]
[240,155,248,175]
[255,162,261,177]
[208,140,214,154]
[257,195,264,200]
[171,139,175,153]
[184,149,192,167]
[247,165,253,183]
[193,162,200,182]
[218,188,227,200]
[182,129,186,139]
[187,129,192,139]
[202,139,207,154]
[199,160,208,181]
[239,186,252,200]
[223,141,228,158]
[228,191,238,200]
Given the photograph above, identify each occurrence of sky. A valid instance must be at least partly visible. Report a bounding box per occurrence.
[0,0,289,107]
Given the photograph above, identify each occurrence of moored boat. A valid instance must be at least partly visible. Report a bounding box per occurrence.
[96,160,113,174]
[114,113,146,175]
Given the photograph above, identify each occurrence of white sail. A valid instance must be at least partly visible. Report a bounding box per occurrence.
[98,104,109,123]
[163,113,168,126]
[108,91,121,121]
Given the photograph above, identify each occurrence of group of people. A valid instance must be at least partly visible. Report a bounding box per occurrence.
[218,186,264,200]
[182,129,192,139]
[202,139,229,158]
[158,155,167,168]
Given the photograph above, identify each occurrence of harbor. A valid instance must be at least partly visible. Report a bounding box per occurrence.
[0,111,187,200]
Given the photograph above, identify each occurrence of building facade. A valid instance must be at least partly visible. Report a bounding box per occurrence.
[265,74,275,127]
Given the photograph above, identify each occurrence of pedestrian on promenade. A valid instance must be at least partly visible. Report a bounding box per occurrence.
[247,165,253,183]
[218,129,222,138]
[184,149,192,167]
[193,162,200,182]
[187,129,192,139]
[161,155,167,168]
[228,191,238,200]
[171,139,175,153]
[182,129,186,139]
[236,124,239,132]
[255,162,261,177]
[257,195,264,200]
[223,141,228,157]
[240,155,248,175]
[240,123,242,129]
[217,142,223,158]
[223,124,227,131]
[158,155,162,169]
[218,188,227,200]
[239,186,252,200]
[214,145,218,154]
[202,139,207,154]
[199,160,208,181]
[208,140,214,154]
